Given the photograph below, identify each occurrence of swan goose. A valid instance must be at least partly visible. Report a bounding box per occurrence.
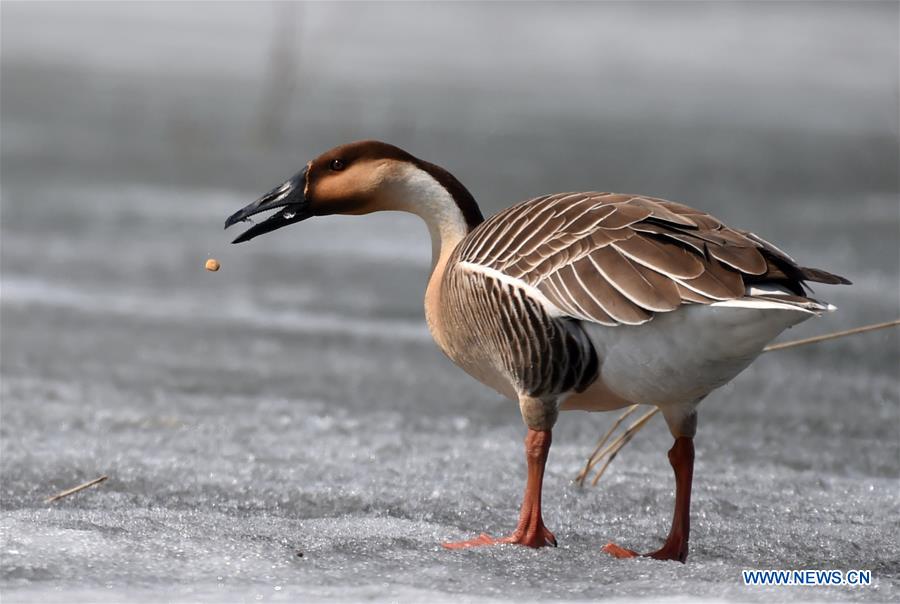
[225,140,849,562]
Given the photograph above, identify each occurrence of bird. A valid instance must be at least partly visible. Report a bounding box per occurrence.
[224,140,849,562]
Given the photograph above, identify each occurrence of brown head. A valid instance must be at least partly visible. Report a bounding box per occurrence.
[225,140,483,244]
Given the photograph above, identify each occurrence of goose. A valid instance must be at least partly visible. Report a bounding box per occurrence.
[224,140,849,562]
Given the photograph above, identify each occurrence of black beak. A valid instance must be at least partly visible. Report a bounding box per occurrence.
[224,167,311,244]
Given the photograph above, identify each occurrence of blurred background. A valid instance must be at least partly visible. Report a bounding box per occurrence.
[2,2,898,602]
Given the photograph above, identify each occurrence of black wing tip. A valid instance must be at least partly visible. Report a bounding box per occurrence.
[801,267,852,286]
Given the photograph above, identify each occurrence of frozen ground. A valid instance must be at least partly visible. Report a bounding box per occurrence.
[2,182,898,603]
[2,2,899,603]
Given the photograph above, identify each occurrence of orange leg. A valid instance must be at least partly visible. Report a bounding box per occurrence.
[603,436,694,562]
[443,429,557,549]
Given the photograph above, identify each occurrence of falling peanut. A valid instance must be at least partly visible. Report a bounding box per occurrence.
[205,258,220,272]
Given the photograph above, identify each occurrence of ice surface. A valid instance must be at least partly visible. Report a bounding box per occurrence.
[2,180,897,602]
[2,2,899,602]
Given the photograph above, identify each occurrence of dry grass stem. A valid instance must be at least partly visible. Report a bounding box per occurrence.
[589,408,659,486]
[575,404,640,486]
[44,475,109,503]
[761,319,900,352]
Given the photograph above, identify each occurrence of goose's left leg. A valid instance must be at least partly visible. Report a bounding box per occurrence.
[443,397,557,549]
[603,407,697,563]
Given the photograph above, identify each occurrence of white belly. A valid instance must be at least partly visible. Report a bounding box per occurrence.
[568,303,814,411]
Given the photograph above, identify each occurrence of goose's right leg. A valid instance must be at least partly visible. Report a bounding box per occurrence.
[443,397,558,549]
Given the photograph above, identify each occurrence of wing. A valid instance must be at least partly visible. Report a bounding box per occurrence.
[454,192,850,326]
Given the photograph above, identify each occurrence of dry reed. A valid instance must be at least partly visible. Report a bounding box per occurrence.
[44,475,109,503]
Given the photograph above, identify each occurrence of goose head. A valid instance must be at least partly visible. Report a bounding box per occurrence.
[225,140,483,244]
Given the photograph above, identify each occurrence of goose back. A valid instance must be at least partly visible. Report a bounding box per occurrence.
[453,192,849,327]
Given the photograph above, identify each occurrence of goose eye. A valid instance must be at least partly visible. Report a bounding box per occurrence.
[329,159,346,171]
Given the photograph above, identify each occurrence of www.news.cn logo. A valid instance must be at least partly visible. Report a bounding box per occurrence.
[743,569,872,586]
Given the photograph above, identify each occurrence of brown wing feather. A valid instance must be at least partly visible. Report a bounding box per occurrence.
[626,196,699,227]
[708,241,768,275]
[675,282,717,304]
[630,222,707,254]
[611,234,705,279]
[587,246,681,312]
[553,261,652,325]
[598,203,654,229]
[454,192,849,326]
[677,254,747,300]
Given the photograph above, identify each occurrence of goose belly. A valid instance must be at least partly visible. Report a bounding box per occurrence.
[577,304,813,409]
